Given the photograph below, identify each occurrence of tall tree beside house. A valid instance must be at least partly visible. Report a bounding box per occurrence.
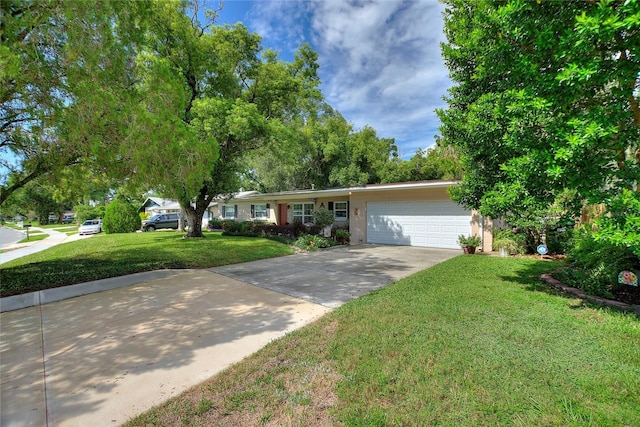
[437,0,639,240]
[243,103,402,192]
[131,3,322,237]
[0,0,152,206]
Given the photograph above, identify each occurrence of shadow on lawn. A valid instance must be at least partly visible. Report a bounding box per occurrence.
[0,245,193,297]
[498,256,640,316]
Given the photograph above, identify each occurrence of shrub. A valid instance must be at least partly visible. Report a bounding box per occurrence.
[557,224,639,298]
[102,198,141,234]
[207,218,224,230]
[492,229,526,254]
[221,221,254,235]
[295,234,336,251]
[313,208,334,228]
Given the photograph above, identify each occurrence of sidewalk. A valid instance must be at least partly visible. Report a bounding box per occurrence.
[1,226,84,265]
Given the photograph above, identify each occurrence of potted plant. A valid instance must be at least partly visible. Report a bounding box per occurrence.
[457,234,482,254]
[313,208,335,237]
[493,236,520,257]
[335,229,351,244]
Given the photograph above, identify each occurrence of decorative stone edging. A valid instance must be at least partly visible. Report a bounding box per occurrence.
[541,273,640,315]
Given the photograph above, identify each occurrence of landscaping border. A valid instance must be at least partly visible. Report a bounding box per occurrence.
[541,273,640,315]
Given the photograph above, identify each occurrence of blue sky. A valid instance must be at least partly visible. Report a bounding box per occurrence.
[212,0,451,159]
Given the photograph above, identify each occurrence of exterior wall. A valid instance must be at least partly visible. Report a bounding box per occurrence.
[226,197,350,225]
[218,201,278,223]
[482,215,494,253]
[349,187,453,245]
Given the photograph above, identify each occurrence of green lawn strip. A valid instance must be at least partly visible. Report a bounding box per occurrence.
[35,223,67,229]
[2,223,24,230]
[52,226,78,232]
[0,232,292,297]
[17,233,49,244]
[125,256,640,427]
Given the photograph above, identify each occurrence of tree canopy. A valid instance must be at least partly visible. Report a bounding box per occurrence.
[438,0,639,235]
[0,0,152,205]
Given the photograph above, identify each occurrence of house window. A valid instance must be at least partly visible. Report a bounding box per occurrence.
[252,204,268,219]
[334,201,348,220]
[292,202,314,224]
[222,204,236,219]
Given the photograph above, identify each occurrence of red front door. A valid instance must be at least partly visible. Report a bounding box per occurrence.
[278,204,288,225]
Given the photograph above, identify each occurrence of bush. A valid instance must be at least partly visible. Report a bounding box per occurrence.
[295,234,336,251]
[313,208,334,228]
[207,218,224,230]
[557,224,639,298]
[221,221,255,236]
[492,229,526,254]
[102,198,141,234]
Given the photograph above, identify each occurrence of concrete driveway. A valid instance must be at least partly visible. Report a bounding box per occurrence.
[211,245,460,308]
[0,245,458,426]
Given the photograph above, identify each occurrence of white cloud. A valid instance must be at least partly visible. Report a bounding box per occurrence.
[247,0,451,158]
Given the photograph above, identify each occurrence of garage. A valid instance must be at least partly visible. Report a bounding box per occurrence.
[366,201,472,249]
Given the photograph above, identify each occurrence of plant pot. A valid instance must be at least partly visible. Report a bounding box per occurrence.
[463,246,476,254]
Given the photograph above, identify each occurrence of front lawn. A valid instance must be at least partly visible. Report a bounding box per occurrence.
[17,233,48,244]
[0,232,293,297]
[126,256,640,426]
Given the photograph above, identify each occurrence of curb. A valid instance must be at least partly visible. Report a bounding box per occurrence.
[0,269,196,313]
[541,273,640,315]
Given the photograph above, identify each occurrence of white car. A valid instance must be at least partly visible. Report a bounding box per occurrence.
[79,219,102,235]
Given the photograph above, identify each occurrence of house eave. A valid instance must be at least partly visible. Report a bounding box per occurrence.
[231,180,459,202]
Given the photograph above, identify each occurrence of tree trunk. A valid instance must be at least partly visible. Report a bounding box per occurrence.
[184,208,204,238]
[180,192,210,238]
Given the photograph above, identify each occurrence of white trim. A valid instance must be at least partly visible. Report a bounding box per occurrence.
[333,201,348,221]
[292,202,314,224]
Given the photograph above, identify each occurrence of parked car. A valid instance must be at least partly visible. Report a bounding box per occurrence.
[141,213,184,231]
[62,215,75,224]
[79,219,102,235]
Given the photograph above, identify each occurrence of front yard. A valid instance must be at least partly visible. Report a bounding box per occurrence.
[126,255,639,426]
[0,232,293,297]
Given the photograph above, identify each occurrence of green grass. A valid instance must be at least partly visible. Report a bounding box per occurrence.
[0,232,293,297]
[17,233,48,244]
[126,256,640,427]
[2,222,24,230]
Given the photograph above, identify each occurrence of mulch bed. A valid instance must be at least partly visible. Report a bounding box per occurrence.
[541,273,640,315]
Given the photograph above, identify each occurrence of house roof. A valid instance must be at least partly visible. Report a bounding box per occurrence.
[138,191,260,212]
[233,180,459,202]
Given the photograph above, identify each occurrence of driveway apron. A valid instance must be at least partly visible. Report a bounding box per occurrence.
[0,245,458,426]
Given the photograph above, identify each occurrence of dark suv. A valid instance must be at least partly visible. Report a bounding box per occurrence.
[141,213,183,231]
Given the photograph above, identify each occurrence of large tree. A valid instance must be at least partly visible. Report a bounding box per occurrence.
[131,2,321,237]
[0,0,151,205]
[438,0,639,233]
[243,104,402,192]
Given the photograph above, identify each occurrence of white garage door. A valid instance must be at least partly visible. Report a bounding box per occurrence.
[367,201,472,249]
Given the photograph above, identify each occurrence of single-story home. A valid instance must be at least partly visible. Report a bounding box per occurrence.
[138,192,260,226]
[219,181,493,252]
